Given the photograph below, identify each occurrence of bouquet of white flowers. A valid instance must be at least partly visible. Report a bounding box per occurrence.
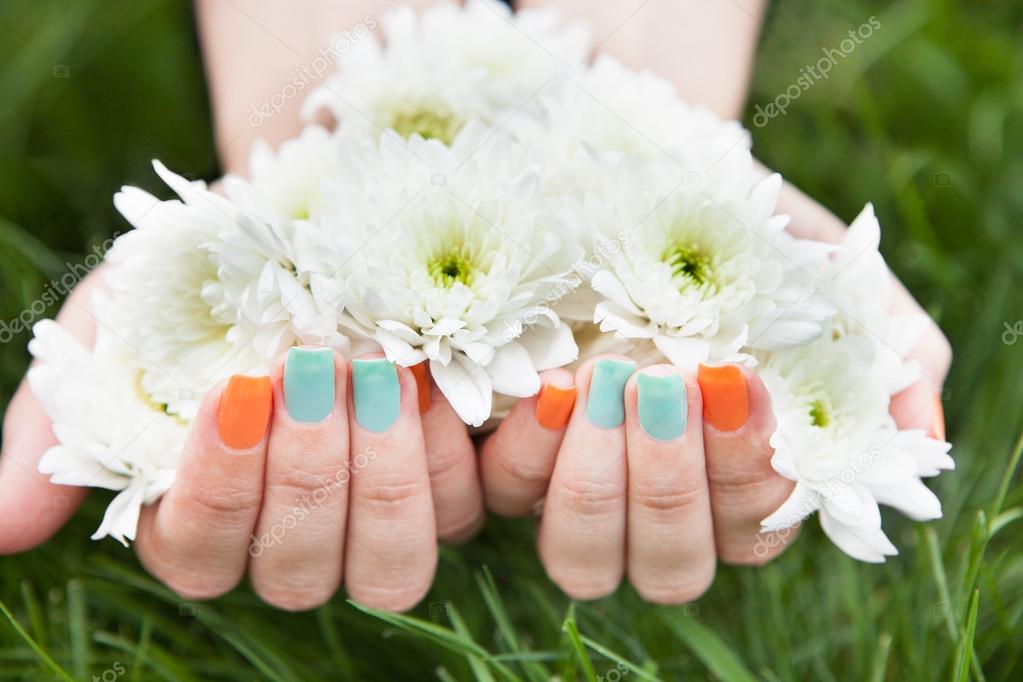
[28,0,951,559]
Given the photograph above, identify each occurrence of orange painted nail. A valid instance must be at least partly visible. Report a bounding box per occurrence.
[535,382,576,430]
[932,390,946,441]
[410,362,431,414]
[697,364,749,432]
[217,375,273,449]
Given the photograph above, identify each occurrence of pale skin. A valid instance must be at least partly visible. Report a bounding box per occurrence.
[0,1,951,610]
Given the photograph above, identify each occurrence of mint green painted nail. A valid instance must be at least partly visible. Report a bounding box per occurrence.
[637,373,686,441]
[285,347,335,423]
[586,359,636,428]
[352,358,400,433]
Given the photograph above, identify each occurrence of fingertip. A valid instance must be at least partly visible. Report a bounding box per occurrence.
[217,375,273,451]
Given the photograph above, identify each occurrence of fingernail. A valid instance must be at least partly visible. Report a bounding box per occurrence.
[352,358,400,433]
[218,375,273,449]
[284,347,335,423]
[637,372,686,441]
[586,359,636,428]
[535,381,576,430]
[410,361,431,414]
[697,364,749,432]
[932,390,946,441]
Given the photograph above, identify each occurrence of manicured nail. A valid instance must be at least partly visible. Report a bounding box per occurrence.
[352,358,400,433]
[932,390,946,441]
[410,361,432,414]
[697,364,749,432]
[637,373,686,441]
[586,359,636,428]
[218,375,273,449]
[535,381,576,430]
[284,347,335,423]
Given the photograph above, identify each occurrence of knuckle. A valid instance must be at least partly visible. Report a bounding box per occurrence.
[427,443,470,482]
[265,461,348,504]
[631,479,705,514]
[494,449,553,487]
[555,477,625,517]
[357,471,428,513]
[185,484,263,521]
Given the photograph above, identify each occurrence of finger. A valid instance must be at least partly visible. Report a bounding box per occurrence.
[699,364,797,564]
[890,321,952,437]
[625,365,716,604]
[0,379,88,553]
[345,357,436,612]
[135,374,271,600]
[0,270,107,553]
[413,362,484,543]
[481,368,576,517]
[249,348,349,611]
[538,356,632,600]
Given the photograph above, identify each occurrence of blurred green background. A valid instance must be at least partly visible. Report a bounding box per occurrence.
[1,0,1021,680]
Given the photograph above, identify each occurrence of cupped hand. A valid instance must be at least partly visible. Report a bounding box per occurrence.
[480,177,952,603]
[0,273,484,612]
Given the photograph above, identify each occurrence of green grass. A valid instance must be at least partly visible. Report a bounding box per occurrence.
[1,0,1022,679]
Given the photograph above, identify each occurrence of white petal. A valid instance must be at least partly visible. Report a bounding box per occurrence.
[430,355,492,427]
[819,509,897,563]
[91,483,148,546]
[871,478,942,521]
[760,481,820,532]
[487,343,541,397]
[652,335,709,369]
[519,322,578,370]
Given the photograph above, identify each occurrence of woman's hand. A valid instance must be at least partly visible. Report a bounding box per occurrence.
[480,179,952,603]
[0,270,483,612]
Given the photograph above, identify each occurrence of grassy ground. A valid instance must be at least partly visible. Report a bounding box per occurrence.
[1,0,1022,679]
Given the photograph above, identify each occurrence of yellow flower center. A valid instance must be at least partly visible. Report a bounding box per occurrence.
[664,242,713,287]
[390,107,462,144]
[428,246,477,288]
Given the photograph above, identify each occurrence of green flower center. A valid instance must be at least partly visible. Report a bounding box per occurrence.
[390,107,461,144]
[428,247,477,288]
[808,398,831,428]
[664,242,713,287]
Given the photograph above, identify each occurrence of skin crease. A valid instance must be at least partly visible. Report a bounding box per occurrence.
[0,1,950,611]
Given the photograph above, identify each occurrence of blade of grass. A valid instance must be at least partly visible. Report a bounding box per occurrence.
[447,603,496,682]
[658,607,758,682]
[18,583,46,651]
[561,605,597,682]
[0,598,74,682]
[130,616,152,682]
[348,601,519,682]
[475,568,548,682]
[315,606,355,680]
[578,634,661,682]
[953,590,981,682]
[67,579,89,680]
[867,633,892,682]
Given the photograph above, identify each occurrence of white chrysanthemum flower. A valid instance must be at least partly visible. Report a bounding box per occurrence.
[518,55,752,195]
[309,127,584,425]
[110,161,344,418]
[823,203,928,395]
[28,303,188,546]
[583,153,835,369]
[758,335,953,562]
[302,0,589,145]
[109,162,265,418]
[226,125,340,222]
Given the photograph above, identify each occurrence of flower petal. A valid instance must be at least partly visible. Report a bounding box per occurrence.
[487,343,541,397]
[430,354,493,427]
